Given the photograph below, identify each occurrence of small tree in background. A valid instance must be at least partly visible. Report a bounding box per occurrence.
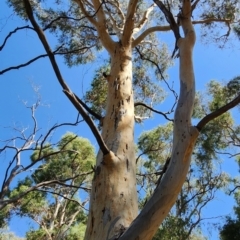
[9,133,95,239]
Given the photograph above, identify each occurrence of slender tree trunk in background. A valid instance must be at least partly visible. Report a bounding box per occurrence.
[84,42,138,239]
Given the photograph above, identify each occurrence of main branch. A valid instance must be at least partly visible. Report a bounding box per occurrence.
[23,0,109,155]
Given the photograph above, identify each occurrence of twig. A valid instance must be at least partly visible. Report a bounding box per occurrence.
[153,0,181,57]
[135,46,178,112]
[0,25,34,51]
[155,157,171,188]
[134,102,173,121]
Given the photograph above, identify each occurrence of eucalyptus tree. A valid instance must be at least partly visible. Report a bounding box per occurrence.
[0,230,25,240]
[1,0,240,239]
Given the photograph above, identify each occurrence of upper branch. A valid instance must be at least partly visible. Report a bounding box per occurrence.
[75,0,115,52]
[134,102,173,121]
[153,0,180,57]
[122,0,138,45]
[23,0,68,91]
[196,94,240,131]
[132,25,170,47]
[133,3,156,35]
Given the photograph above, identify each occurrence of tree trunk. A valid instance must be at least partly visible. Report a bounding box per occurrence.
[84,41,138,240]
[119,1,199,239]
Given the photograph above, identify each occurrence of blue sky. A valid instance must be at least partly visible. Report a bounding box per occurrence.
[1,1,240,239]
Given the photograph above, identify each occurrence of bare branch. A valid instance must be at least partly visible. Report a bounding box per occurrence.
[0,25,34,51]
[43,15,95,31]
[192,18,232,25]
[191,0,201,12]
[0,172,92,210]
[0,45,92,75]
[0,112,84,203]
[133,3,156,35]
[38,189,89,211]
[0,53,50,75]
[134,102,173,121]
[74,93,102,120]
[135,46,178,112]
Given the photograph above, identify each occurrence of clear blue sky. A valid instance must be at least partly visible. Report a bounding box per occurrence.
[0,1,240,239]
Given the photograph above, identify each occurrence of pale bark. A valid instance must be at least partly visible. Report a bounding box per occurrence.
[119,1,199,239]
[84,43,138,239]
[83,0,141,237]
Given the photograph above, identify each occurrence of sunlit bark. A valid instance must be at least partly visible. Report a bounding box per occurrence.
[119,1,200,239]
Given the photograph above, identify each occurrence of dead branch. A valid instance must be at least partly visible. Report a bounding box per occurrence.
[0,25,34,51]
[134,102,173,121]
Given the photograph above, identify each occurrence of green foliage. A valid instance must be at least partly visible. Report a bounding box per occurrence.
[26,229,47,240]
[84,65,110,118]
[220,217,240,240]
[64,223,86,240]
[153,215,207,240]
[0,230,25,240]
[10,178,46,216]
[220,191,240,240]
[193,80,235,164]
[8,132,94,239]
[0,205,11,228]
[138,122,173,165]
[31,132,95,183]
[153,215,188,240]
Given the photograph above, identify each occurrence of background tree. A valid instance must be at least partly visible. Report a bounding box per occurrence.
[0,93,84,214]
[1,0,240,239]
[220,141,240,240]
[0,229,25,240]
[9,132,94,240]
